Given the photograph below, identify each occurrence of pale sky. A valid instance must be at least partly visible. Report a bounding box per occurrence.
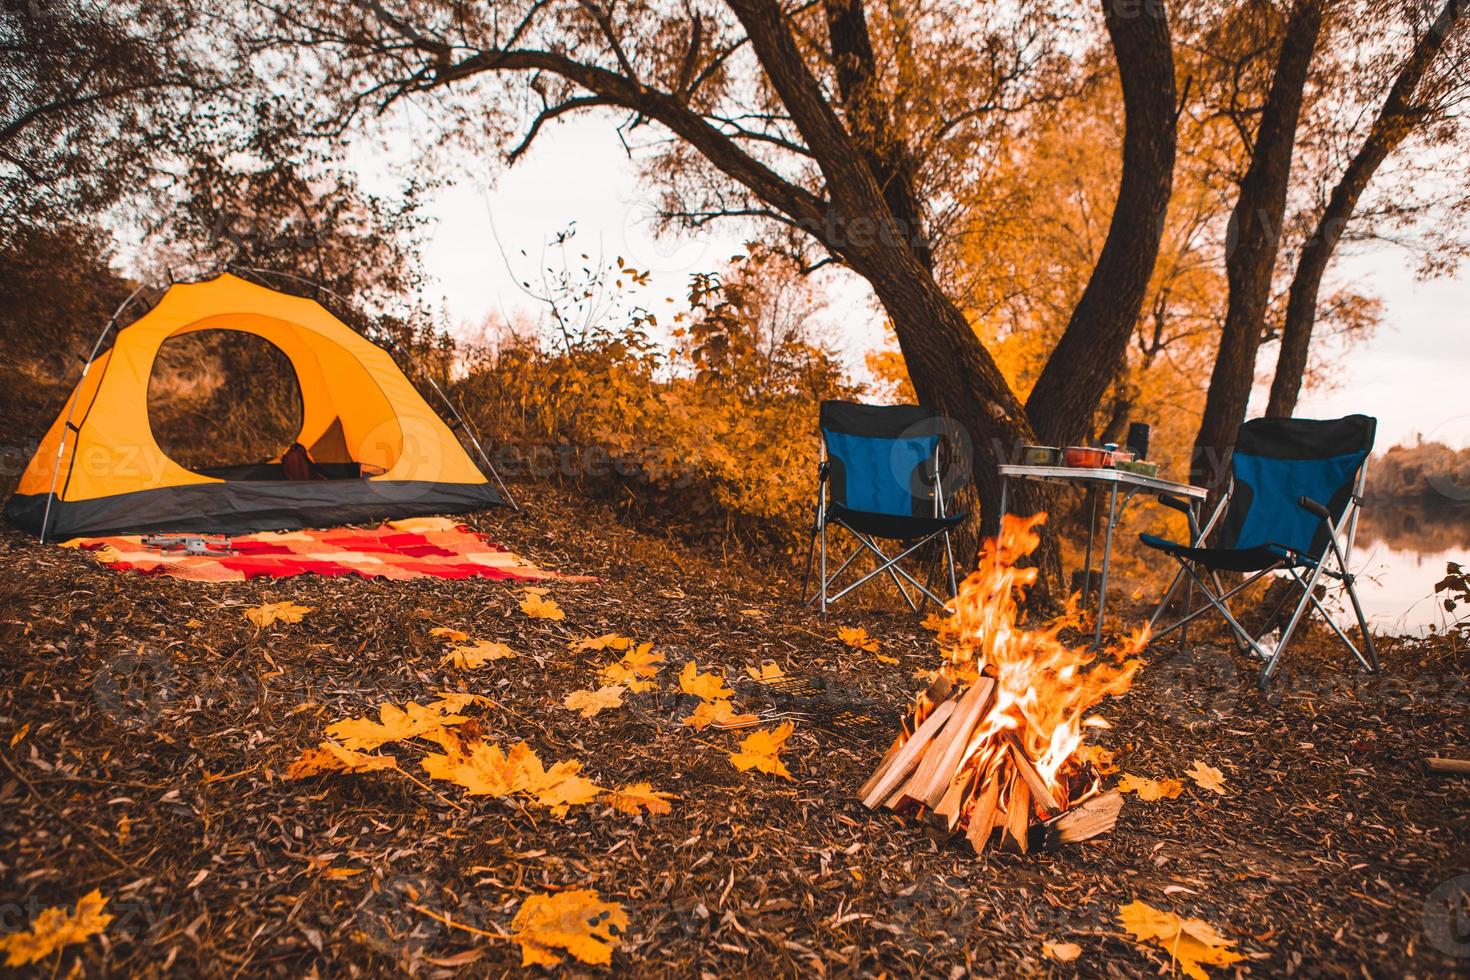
[410,116,1469,452]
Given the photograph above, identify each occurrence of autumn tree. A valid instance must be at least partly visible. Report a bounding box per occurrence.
[1266,0,1468,417]
[240,0,1180,595]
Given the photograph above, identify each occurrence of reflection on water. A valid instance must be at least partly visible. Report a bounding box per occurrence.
[1351,503,1470,635]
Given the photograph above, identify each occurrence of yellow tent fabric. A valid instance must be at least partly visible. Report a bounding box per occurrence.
[7,273,503,538]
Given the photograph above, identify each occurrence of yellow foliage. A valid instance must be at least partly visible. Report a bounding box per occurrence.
[519,588,565,621]
[570,632,634,653]
[563,685,626,719]
[728,721,795,779]
[682,699,758,731]
[1117,773,1184,800]
[0,889,113,966]
[243,600,313,627]
[604,782,677,816]
[510,889,628,967]
[678,660,734,701]
[442,640,516,668]
[325,700,468,751]
[1118,900,1246,980]
[1186,760,1228,795]
[287,741,398,779]
[836,626,878,653]
[598,643,664,692]
[429,626,469,643]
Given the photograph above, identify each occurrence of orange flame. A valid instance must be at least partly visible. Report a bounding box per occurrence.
[928,512,1147,812]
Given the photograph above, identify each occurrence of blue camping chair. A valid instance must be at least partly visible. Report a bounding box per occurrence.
[1143,414,1380,688]
[802,401,963,612]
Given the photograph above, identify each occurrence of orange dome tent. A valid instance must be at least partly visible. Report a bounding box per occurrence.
[5,273,507,539]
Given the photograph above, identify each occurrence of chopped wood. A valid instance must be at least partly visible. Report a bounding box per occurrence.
[1425,757,1470,776]
[1007,739,1060,814]
[915,678,996,808]
[858,734,905,800]
[932,765,977,831]
[860,699,956,809]
[1002,773,1031,854]
[964,773,1002,854]
[1032,790,1124,852]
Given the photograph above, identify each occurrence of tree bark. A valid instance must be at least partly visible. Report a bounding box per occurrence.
[1024,0,1177,449]
[1190,0,1323,487]
[1266,0,1465,418]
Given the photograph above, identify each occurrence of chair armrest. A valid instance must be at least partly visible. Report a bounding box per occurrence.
[1155,493,1193,516]
[818,460,830,482]
[1297,496,1331,521]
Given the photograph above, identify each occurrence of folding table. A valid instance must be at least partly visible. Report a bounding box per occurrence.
[997,464,1210,647]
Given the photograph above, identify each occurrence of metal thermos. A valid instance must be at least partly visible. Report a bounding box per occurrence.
[1126,422,1151,461]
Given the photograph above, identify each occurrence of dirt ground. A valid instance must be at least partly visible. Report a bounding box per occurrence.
[1,483,1467,977]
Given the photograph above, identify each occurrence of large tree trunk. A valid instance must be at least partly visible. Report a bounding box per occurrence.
[1025,0,1178,449]
[1190,0,1323,487]
[1266,0,1465,418]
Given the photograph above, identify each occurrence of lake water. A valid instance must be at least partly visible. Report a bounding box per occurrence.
[1349,507,1469,635]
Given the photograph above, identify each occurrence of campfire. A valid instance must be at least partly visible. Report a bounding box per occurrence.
[860,513,1148,853]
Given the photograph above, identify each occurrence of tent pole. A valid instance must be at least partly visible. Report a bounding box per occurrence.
[38,283,150,544]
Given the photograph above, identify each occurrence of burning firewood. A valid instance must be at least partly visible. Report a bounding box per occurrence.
[859,513,1149,855]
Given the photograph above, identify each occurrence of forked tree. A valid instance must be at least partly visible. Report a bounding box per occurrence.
[248,0,1180,596]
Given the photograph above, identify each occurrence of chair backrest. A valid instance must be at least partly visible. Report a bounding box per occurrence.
[1221,415,1376,558]
[819,401,941,518]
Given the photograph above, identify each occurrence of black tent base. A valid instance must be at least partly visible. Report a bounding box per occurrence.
[4,479,505,539]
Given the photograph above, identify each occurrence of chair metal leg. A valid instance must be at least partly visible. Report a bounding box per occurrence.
[943,530,959,599]
[1343,578,1380,672]
[819,516,828,617]
[1261,555,1332,688]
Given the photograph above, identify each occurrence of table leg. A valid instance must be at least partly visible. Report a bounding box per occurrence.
[998,475,1009,525]
[1093,482,1120,648]
[1083,488,1098,605]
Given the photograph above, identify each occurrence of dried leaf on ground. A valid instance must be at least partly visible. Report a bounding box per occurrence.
[286,741,399,779]
[1041,940,1082,962]
[1079,744,1120,775]
[510,888,627,967]
[10,723,28,747]
[244,600,314,627]
[682,698,758,731]
[1187,760,1228,795]
[728,721,795,779]
[1117,773,1184,800]
[0,889,113,967]
[679,660,734,702]
[1118,900,1246,980]
[430,626,469,643]
[570,632,633,653]
[564,685,626,719]
[325,700,469,751]
[519,588,566,621]
[836,626,879,652]
[442,640,517,669]
[423,739,602,816]
[603,782,677,816]
[598,643,664,692]
[875,653,899,665]
[745,663,785,681]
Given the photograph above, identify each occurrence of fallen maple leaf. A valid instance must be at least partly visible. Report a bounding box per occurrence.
[519,588,565,621]
[1186,760,1228,795]
[875,653,899,665]
[570,632,633,653]
[603,782,677,816]
[728,721,795,779]
[510,888,627,967]
[0,889,113,966]
[287,741,399,779]
[679,660,734,702]
[682,699,758,731]
[745,663,785,681]
[1118,900,1246,980]
[919,612,949,631]
[429,626,469,643]
[1041,940,1082,962]
[244,601,314,628]
[599,644,664,692]
[563,685,626,719]
[1079,744,1120,775]
[326,700,469,751]
[1117,773,1184,801]
[427,692,492,713]
[836,626,879,652]
[442,640,517,669]
[423,739,603,816]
